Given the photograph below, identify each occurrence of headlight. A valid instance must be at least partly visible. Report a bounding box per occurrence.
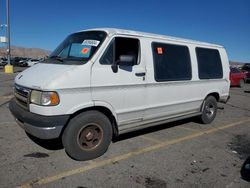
[30,90,60,106]
[30,90,42,104]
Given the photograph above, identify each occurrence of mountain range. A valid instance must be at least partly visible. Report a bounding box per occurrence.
[0,46,50,58]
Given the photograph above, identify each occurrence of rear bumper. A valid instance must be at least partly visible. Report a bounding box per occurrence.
[219,95,230,104]
[9,98,70,139]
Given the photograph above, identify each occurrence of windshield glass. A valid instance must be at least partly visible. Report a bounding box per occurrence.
[44,31,107,65]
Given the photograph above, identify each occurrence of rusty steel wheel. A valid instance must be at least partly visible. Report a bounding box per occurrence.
[77,123,104,150]
[62,111,113,161]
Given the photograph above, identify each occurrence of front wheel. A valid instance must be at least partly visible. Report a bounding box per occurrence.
[62,111,113,161]
[198,96,217,124]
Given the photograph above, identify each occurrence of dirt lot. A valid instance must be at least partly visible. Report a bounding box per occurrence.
[0,67,250,188]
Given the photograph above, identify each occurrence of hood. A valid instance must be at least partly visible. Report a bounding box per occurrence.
[15,63,77,90]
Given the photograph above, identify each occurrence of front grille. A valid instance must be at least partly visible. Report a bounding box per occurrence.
[14,84,31,110]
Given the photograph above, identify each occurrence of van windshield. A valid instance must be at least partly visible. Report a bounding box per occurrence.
[44,31,107,65]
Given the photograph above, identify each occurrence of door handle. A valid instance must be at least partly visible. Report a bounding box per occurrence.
[135,72,146,77]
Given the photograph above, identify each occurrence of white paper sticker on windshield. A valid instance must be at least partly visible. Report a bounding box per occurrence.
[82,40,100,47]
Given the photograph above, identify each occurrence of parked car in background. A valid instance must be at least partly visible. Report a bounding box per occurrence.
[0,58,7,66]
[18,58,29,67]
[19,60,28,67]
[27,59,40,67]
[11,57,23,66]
[241,63,250,83]
[230,67,246,87]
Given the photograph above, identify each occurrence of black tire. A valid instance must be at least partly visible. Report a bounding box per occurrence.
[62,111,113,161]
[198,96,217,124]
[239,79,244,88]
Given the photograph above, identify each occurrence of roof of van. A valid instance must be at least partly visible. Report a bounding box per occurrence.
[80,28,223,48]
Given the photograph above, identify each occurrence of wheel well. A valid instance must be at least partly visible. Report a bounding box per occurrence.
[200,92,220,112]
[207,92,220,101]
[67,106,118,138]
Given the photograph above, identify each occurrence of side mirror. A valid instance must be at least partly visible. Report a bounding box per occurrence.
[111,63,118,73]
[111,55,135,73]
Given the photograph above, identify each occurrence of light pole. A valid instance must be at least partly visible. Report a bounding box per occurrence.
[4,0,13,73]
[6,0,10,65]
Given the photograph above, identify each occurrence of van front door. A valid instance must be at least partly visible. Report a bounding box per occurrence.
[91,37,146,132]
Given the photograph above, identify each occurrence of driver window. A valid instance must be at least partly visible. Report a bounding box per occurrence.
[100,37,140,65]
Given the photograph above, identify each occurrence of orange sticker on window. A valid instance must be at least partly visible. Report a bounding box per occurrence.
[157,47,163,54]
[81,47,90,54]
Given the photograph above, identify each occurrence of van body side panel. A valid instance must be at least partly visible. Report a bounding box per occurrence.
[191,46,230,101]
[218,48,230,98]
[91,36,147,126]
[143,39,202,122]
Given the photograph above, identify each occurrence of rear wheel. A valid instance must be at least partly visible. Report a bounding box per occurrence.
[62,111,113,161]
[198,96,217,124]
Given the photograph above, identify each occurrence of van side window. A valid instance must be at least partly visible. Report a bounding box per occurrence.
[152,42,192,82]
[196,47,223,79]
[100,37,140,65]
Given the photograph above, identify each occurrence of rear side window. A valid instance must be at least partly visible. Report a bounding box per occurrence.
[152,42,192,82]
[196,47,223,79]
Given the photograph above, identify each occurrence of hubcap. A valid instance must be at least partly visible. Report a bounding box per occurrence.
[77,124,103,150]
[205,104,215,118]
[85,131,94,141]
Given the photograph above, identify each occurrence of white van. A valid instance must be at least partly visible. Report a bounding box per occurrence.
[9,28,230,160]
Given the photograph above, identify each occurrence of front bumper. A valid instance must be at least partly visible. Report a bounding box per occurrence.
[9,98,70,139]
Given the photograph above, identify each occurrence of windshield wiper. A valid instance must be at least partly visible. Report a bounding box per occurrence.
[50,55,64,62]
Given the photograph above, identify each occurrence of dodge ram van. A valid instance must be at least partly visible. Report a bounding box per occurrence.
[9,28,230,160]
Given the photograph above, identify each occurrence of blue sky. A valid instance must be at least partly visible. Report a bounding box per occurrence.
[0,0,249,62]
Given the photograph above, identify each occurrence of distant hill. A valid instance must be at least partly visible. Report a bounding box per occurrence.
[0,46,50,58]
[229,61,249,65]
